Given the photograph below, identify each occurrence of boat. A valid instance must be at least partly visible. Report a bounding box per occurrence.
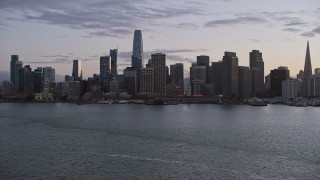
[250,99,267,106]
[97,100,113,104]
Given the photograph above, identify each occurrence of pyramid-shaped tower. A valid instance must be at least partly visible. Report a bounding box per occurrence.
[303,41,312,80]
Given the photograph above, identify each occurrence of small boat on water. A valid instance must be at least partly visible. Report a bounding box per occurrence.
[97,100,113,104]
[250,99,267,106]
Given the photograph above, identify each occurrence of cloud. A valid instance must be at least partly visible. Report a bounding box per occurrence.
[284,21,307,26]
[250,39,260,43]
[205,16,268,27]
[27,58,71,64]
[173,23,199,30]
[301,32,315,37]
[0,0,205,38]
[282,28,301,32]
[312,27,320,34]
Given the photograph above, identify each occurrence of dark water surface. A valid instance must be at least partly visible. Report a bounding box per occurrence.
[0,103,319,179]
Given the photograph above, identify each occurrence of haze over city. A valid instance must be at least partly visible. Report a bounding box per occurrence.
[0,0,319,80]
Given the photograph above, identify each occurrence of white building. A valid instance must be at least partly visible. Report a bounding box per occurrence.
[282,78,302,99]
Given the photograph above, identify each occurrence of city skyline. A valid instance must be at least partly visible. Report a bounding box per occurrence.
[0,0,320,80]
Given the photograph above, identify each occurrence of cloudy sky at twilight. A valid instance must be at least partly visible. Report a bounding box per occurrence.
[0,0,319,81]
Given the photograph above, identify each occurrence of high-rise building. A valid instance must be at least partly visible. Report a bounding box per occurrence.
[100,56,110,81]
[33,67,43,93]
[250,50,264,96]
[110,48,118,79]
[149,53,166,95]
[10,55,19,90]
[123,67,136,96]
[170,63,184,84]
[270,66,289,97]
[282,78,302,99]
[311,77,320,97]
[238,66,252,98]
[303,41,313,97]
[43,67,55,82]
[168,63,184,96]
[132,30,143,71]
[197,55,210,83]
[222,52,239,99]
[212,61,224,95]
[190,65,206,95]
[140,68,154,96]
[72,60,82,81]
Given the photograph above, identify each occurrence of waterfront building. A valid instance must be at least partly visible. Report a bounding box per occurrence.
[33,67,43,93]
[72,60,82,81]
[123,67,136,96]
[222,52,239,99]
[110,49,118,79]
[314,68,320,76]
[197,55,211,83]
[250,50,264,97]
[149,53,166,96]
[270,66,290,97]
[311,76,320,97]
[282,78,302,99]
[10,55,23,91]
[212,61,224,95]
[190,65,206,95]
[238,66,252,98]
[168,63,184,96]
[140,68,154,96]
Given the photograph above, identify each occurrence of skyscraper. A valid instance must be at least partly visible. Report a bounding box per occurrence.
[43,67,55,82]
[212,61,224,95]
[10,55,23,90]
[303,41,312,97]
[250,50,264,96]
[110,48,118,79]
[150,53,166,95]
[100,56,110,81]
[140,68,154,96]
[270,66,289,97]
[10,55,19,89]
[33,67,43,93]
[72,60,82,81]
[238,66,252,98]
[197,55,210,83]
[222,52,239,99]
[132,30,143,71]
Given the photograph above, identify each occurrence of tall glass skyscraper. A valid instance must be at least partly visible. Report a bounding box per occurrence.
[250,50,264,96]
[131,30,143,71]
[110,49,118,79]
[10,55,22,90]
[72,60,82,81]
[100,56,110,81]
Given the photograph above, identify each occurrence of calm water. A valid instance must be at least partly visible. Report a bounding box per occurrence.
[0,103,319,179]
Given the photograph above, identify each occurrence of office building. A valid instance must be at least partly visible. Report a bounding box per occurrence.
[110,49,118,79]
[100,56,110,81]
[270,66,290,97]
[123,67,136,96]
[140,68,154,96]
[131,30,143,71]
[250,50,264,96]
[282,78,302,99]
[33,67,43,93]
[72,60,82,81]
[238,66,252,98]
[149,53,166,95]
[43,67,55,82]
[222,52,239,99]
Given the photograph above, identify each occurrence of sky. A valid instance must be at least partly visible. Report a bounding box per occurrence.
[0,0,319,81]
